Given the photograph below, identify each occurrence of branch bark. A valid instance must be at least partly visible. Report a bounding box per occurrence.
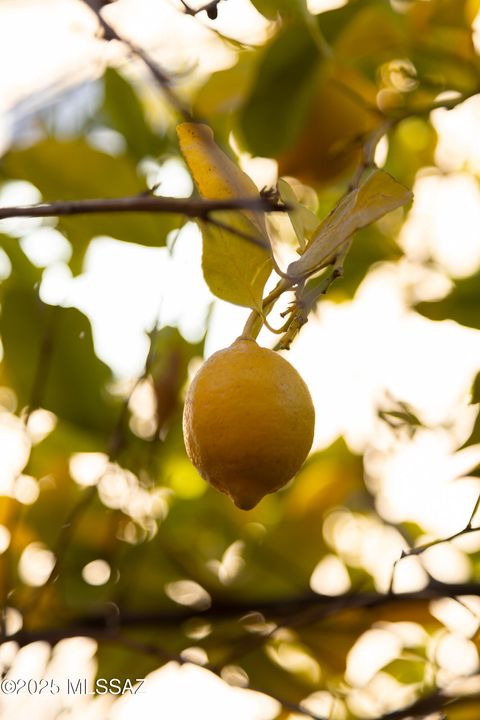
[0,194,283,220]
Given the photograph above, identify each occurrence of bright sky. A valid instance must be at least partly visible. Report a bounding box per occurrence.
[1,0,480,718]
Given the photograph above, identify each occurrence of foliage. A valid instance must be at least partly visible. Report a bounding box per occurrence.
[0,0,479,718]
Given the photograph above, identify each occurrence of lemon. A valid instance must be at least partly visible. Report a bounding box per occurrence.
[183,337,315,510]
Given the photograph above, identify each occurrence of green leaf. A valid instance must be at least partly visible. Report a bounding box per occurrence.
[416,268,480,331]
[288,169,412,279]
[103,68,164,161]
[1,139,181,273]
[239,24,320,157]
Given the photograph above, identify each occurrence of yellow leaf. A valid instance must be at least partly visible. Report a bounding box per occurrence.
[177,122,268,241]
[177,122,272,310]
[200,221,273,310]
[287,169,412,279]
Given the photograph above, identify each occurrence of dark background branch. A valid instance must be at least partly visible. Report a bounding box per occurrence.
[7,580,480,645]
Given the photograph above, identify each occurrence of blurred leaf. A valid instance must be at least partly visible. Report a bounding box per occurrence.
[445,695,480,719]
[177,123,272,309]
[327,223,402,300]
[288,169,412,278]
[407,0,479,93]
[258,439,366,588]
[277,73,378,186]
[0,247,117,434]
[1,139,180,273]
[471,372,480,405]
[96,638,163,686]
[239,650,319,705]
[416,268,480,330]
[27,418,104,486]
[103,68,164,161]
[381,657,426,685]
[240,0,385,169]
[385,118,438,188]
[194,54,257,121]
[0,232,41,285]
[334,2,405,79]
[240,24,319,158]
[298,610,372,676]
[461,408,480,450]
[249,0,310,21]
[149,325,204,432]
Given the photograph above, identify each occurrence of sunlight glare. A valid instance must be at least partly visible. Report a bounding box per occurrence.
[346,629,402,687]
[69,452,109,486]
[110,662,280,720]
[309,554,351,595]
[18,542,55,586]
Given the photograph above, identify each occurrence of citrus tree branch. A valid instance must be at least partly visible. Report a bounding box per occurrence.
[9,580,480,639]
[80,0,193,120]
[243,87,480,346]
[0,194,283,221]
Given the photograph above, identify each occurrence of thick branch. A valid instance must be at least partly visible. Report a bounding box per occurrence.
[0,194,282,220]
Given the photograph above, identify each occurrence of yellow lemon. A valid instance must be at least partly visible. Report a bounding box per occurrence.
[183,337,315,509]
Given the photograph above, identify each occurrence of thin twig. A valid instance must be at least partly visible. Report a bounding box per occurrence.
[389,492,480,593]
[374,690,480,720]
[24,304,59,422]
[21,318,165,620]
[81,0,192,120]
[1,304,61,635]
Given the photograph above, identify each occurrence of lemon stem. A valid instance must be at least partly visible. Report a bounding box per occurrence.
[241,278,293,341]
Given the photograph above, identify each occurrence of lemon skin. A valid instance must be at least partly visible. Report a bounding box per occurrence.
[183,337,315,510]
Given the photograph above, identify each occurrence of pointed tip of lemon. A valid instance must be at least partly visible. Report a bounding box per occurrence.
[232,497,260,511]
[230,489,264,511]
